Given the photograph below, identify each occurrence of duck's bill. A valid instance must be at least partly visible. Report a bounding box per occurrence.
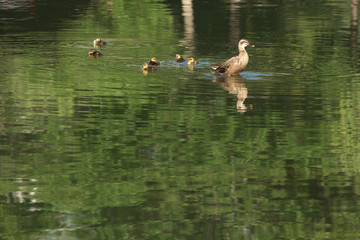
[249,44,255,47]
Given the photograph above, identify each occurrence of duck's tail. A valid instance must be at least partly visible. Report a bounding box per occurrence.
[211,65,227,75]
[211,65,220,70]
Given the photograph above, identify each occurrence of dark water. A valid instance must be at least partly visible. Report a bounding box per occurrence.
[1,0,360,239]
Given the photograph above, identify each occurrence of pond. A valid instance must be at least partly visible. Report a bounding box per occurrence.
[1,0,360,239]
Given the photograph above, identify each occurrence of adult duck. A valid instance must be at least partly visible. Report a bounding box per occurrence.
[212,39,254,76]
[93,38,107,48]
[176,54,185,63]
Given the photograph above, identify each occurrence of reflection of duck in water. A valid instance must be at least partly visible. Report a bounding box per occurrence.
[187,57,199,65]
[88,49,103,57]
[176,54,185,63]
[212,39,254,76]
[148,57,161,66]
[213,75,248,113]
[141,63,157,75]
[93,38,107,48]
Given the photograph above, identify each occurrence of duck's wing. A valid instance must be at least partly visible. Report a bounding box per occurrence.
[212,57,236,73]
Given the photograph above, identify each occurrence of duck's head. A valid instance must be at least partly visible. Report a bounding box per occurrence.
[239,39,255,49]
[176,54,182,59]
[150,57,158,62]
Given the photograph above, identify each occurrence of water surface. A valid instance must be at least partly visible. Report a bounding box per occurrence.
[1,0,360,239]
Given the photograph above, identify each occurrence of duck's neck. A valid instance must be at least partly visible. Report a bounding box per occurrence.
[238,48,247,55]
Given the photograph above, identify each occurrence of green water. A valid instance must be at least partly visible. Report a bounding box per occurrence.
[1,0,360,239]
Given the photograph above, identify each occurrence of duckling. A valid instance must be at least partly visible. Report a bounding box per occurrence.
[212,39,254,76]
[142,63,157,75]
[188,57,199,65]
[142,63,156,71]
[93,38,107,48]
[176,54,185,63]
[148,57,161,66]
[88,49,103,57]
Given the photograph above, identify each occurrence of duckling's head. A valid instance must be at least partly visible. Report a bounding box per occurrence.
[239,39,254,49]
[142,63,149,70]
[188,57,196,64]
[150,57,158,62]
[93,38,103,47]
[176,54,182,59]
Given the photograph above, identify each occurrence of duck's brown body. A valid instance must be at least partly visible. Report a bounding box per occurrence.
[212,39,254,76]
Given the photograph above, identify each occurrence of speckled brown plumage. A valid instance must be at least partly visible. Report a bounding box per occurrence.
[212,39,254,76]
